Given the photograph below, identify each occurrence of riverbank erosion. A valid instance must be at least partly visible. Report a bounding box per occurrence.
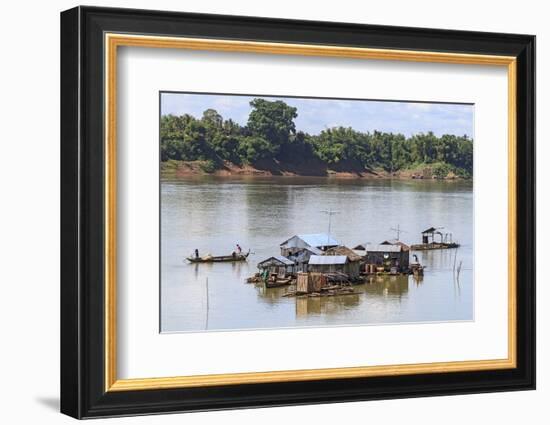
[161,159,469,180]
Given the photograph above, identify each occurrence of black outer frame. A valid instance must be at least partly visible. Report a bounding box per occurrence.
[60,6,535,419]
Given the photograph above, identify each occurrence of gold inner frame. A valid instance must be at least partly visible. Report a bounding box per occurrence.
[104,33,517,392]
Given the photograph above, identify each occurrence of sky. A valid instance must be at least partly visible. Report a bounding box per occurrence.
[161,92,473,138]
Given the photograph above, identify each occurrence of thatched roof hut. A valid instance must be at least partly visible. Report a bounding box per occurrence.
[324,245,363,262]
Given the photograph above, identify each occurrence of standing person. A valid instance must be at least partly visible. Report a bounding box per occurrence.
[236,244,242,254]
[194,248,199,259]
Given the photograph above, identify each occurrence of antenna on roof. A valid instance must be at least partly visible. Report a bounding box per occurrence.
[320,209,340,246]
[389,224,408,240]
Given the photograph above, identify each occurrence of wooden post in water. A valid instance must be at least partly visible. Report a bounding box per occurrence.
[453,248,458,275]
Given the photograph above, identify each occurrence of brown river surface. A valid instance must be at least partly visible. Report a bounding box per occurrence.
[161,176,473,333]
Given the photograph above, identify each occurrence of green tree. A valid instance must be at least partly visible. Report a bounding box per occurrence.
[210,118,243,163]
[237,136,275,163]
[159,102,474,178]
[311,127,365,165]
[247,99,298,157]
[201,108,223,128]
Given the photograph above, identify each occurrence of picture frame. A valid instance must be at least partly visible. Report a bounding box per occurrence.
[60,5,535,419]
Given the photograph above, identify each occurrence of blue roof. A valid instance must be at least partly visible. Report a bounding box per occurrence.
[297,233,339,247]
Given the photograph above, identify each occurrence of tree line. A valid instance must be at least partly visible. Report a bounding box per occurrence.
[161,98,473,177]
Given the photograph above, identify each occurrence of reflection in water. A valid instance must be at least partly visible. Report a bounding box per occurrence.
[364,275,409,296]
[296,294,362,317]
[161,176,473,332]
[255,284,289,305]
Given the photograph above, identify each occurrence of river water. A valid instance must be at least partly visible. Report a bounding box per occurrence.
[161,176,473,333]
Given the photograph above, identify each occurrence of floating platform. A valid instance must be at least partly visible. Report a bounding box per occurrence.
[410,242,459,251]
[362,271,411,276]
[283,286,357,298]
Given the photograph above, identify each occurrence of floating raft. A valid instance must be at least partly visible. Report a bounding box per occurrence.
[410,242,459,251]
[283,286,357,298]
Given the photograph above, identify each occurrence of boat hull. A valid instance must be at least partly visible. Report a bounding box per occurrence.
[186,253,249,263]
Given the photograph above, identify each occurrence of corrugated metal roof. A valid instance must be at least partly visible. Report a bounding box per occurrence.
[308,255,347,265]
[305,246,323,255]
[258,256,295,266]
[280,233,340,248]
[274,256,295,265]
[380,240,411,251]
[291,247,322,263]
[365,244,402,253]
[422,227,438,233]
[298,233,339,247]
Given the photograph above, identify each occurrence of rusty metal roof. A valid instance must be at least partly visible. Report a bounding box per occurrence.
[324,246,363,262]
[380,239,411,251]
[364,244,402,253]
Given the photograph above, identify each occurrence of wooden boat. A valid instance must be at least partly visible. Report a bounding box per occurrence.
[266,277,293,288]
[186,250,250,263]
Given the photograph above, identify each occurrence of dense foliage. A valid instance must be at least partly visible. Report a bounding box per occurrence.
[161,98,473,177]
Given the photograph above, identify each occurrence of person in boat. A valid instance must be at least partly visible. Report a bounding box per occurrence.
[194,249,199,259]
[236,244,242,255]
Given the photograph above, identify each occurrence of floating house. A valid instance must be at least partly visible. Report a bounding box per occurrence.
[325,245,363,261]
[307,254,360,279]
[324,246,362,278]
[279,233,339,257]
[356,243,410,272]
[421,227,442,244]
[296,272,327,294]
[411,227,459,250]
[353,242,370,251]
[380,239,411,252]
[257,256,295,277]
[287,246,323,273]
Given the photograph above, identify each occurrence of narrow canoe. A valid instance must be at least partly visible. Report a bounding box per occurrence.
[186,251,250,263]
